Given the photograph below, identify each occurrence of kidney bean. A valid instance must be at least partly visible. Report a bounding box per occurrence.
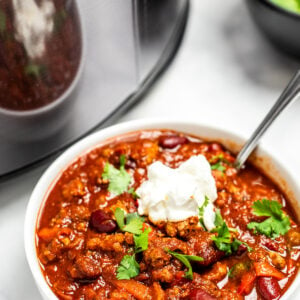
[125,158,137,169]
[90,210,117,233]
[189,289,217,300]
[236,243,248,256]
[257,277,281,300]
[134,272,150,282]
[262,238,280,252]
[159,135,188,149]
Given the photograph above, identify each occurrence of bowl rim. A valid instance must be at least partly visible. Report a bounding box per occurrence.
[256,0,300,19]
[0,0,86,117]
[24,118,300,300]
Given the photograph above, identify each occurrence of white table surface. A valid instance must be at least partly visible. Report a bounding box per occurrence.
[1,1,300,299]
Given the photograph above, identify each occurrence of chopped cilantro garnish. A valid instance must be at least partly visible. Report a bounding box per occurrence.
[134,227,151,253]
[128,187,139,199]
[199,196,210,230]
[102,155,131,196]
[0,9,6,33]
[115,210,150,279]
[210,154,233,172]
[116,254,140,280]
[247,199,290,239]
[114,208,144,235]
[25,63,46,78]
[114,207,125,229]
[227,266,234,278]
[211,161,226,172]
[123,218,144,235]
[54,9,67,31]
[167,250,203,280]
[212,210,252,255]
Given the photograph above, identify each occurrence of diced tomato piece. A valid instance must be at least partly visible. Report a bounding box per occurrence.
[238,270,256,295]
[254,262,285,280]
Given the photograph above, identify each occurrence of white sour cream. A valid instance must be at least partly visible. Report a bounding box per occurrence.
[136,155,218,230]
[13,0,55,59]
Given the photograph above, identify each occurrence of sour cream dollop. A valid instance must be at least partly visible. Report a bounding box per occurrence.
[136,155,218,230]
[13,0,55,59]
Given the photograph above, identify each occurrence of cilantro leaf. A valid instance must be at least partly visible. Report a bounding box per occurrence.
[114,208,144,235]
[214,209,225,228]
[134,228,151,253]
[211,221,232,255]
[126,212,144,224]
[212,210,251,255]
[231,238,253,252]
[25,63,46,78]
[167,250,203,280]
[0,9,6,33]
[211,161,226,172]
[116,255,140,280]
[247,199,291,239]
[227,266,234,278]
[114,207,125,229]
[128,188,139,199]
[123,218,144,235]
[251,199,283,218]
[199,196,210,230]
[115,208,149,254]
[210,154,233,172]
[102,156,131,195]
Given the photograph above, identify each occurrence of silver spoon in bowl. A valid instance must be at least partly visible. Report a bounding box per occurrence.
[234,71,300,170]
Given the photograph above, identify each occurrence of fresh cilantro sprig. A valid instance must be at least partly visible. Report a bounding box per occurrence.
[247,199,290,239]
[210,154,232,173]
[102,155,131,196]
[128,187,139,199]
[0,9,6,33]
[114,208,144,235]
[116,254,140,280]
[25,63,46,78]
[134,227,151,253]
[211,161,226,172]
[114,208,150,252]
[199,196,210,230]
[167,250,203,280]
[212,210,252,255]
[115,208,151,280]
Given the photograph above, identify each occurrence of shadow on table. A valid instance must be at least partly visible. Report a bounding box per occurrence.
[222,2,300,91]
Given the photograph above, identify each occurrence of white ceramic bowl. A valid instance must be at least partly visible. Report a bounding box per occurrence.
[24,119,300,300]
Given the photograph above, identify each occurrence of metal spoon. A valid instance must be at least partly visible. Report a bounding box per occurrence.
[234,70,300,170]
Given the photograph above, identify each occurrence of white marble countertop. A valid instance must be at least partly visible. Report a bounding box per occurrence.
[1,1,300,299]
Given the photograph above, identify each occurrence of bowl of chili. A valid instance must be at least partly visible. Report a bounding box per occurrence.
[24,119,300,300]
[0,0,85,141]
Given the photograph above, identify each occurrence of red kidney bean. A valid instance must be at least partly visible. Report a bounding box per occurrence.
[125,159,137,169]
[257,277,281,300]
[262,238,280,252]
[90,210,117,233]
[236,243,248,256]
[134,272,150,282]
[189,289,217,300]
[159,135,188,149]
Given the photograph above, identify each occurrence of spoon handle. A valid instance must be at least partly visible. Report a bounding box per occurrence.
[234,70,300,169]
